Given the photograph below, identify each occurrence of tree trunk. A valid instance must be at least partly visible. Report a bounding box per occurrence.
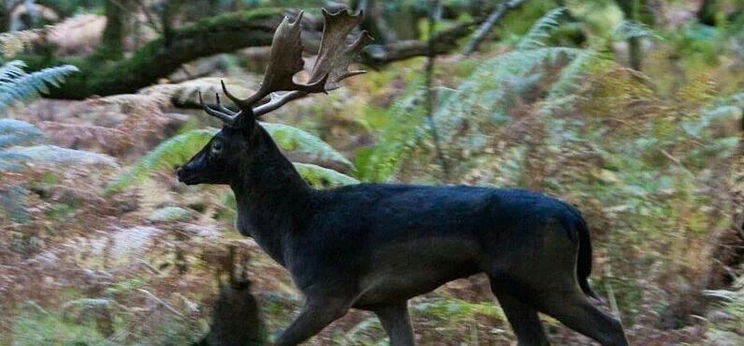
[615,0,649,71]
[96,0,134,60]
[352,0,398,43]
[0,2,9,33]
[697,0,718,26]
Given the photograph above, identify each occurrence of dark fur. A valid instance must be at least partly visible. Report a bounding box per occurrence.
[177,115,628,346]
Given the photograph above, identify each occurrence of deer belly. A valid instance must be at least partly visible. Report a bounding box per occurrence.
[354,237,479,306]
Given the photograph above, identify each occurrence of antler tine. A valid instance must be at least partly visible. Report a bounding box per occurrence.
[199,91,240,125]
[212,91,238,115]
[221,80,249,110]
[253,9,372,117]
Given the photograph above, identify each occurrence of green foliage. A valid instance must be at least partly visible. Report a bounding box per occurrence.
[413,298,506,323]
[105,129,216,193]
[11,311,112,346]
[106,123,355,193]
[705,279,744,342]
[546,48,604,101]
[357,9,589,182]
[354,78,429,182]
[3,145,118,166]
[516,7,566,50]
[293,162,359,187]
[0,60,79,113]
[612,20,663,41]
[263,122,353,168]
[148,206,193,222]
[0,118,44,148]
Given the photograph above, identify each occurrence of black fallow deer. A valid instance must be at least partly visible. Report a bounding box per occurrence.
[176,8,629,346]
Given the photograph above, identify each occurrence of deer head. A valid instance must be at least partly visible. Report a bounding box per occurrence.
[176,9,371,186]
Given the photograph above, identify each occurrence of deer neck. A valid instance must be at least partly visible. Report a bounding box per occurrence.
[230,125,313,265]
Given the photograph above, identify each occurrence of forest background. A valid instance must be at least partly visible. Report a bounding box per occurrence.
[1,0,743,345]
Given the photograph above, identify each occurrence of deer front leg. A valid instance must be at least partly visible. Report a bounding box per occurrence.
[274,295,351,346]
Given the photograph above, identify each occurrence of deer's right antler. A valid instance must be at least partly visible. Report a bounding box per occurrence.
[252,9,371,116]
[222,11,329,110]
[202,8,371,124]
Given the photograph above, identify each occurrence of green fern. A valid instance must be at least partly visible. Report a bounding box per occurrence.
[263,122,352,168]
[105,129,216,193]
[293,163,359,187]
[0,60,79,113]
[546,48,604,101]
[516,7,566,50]
[613,20,663,41]
[106,123,355,193]
[3,145,118,166]
[0,119,44,148]
[0,119,44,171]
[354,78,429,182]
[357,8,585,182]
[148,206,193,222]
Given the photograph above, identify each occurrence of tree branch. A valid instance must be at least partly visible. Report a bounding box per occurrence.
[28,8,292,99]
[361,20,474,66]
[462,0,528,56]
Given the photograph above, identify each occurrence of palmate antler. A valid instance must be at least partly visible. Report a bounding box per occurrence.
[199,9,372,126]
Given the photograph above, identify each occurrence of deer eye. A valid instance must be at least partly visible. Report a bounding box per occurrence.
[211,141,223,155]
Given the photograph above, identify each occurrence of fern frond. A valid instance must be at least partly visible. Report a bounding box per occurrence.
[516,7,566,50]
[613,20,663,41]
[105,129,216,194]
[148,206,193,222]
[354,79,428,182]
[293,163,359,187]
[0,60,27,82]
[436,47,581,141]
[2,145,118,166]
[106,123,352,193]
[0,61,79,113]
[359,45,582,182]
[0,119,44,148]
[0,152,30,171]
[546,49,603,101]
[684,101,744,137]
[263,122,352,168]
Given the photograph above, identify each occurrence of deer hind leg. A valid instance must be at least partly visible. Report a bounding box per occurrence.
[274,295,351,346]
[534,290,628,346]
[493,218,628,346]
[374,301,415,346]
[490,279,550,346]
